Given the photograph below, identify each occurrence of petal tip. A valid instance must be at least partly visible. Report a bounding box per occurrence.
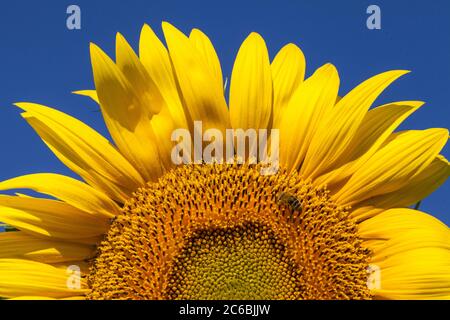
[246,32,264,43]
[140,23,153,37]
[89,42,104,59]
[161,21,175,33]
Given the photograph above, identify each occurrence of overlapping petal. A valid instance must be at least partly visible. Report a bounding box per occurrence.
[0,195,109,241]
[301,70,409,180]
[190,28,224,91]
[278,64,339,171]
[0,173,119,218]
[90,43,164,181]
[162,22,229,134]
[334,128,448,206]
[315,101,424,187]
[360,209,450,299]
[0,259,87,298]
[15,102,144,203]
[351,155,450,221]
[0,232,94,263]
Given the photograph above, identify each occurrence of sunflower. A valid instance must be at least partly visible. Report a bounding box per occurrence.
[0,22,449,300]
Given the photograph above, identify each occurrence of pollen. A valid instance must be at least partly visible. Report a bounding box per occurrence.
[87,163,372,300]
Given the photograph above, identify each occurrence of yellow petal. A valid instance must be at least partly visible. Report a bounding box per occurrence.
[162,22,229,134]
[62,296,86,300]
[149,106,186,171]
[373,247,450,299]
[315,101,423,187]
[90,43,164,181]
[0,259,87,298]
[138,24,192,169]
[351,155,450,216]
[16,102,145,203]
[116,32,165,115]
[51,261,90,274]
[360,209,450,299]
[9,296,57,300]
[278,64,339,171]
[371,230,449,266]
[72,90,99,104]
[229,32,272,131]
[334,128,448,206]
[0,232,94,263]
[271,43,306,128]
[73,92,180,176]
[0,195,109,241]
[0,173,119,218]
[359,208,448,241]
[190,28,223,91]
[10,296,85,300]
[139,24,188,131]
[301,70,409,180]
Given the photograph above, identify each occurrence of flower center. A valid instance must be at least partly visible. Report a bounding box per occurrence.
[166,223,303,300]
[87,163,372,300]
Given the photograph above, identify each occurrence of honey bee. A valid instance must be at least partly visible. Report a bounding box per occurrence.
[277,191,302,212]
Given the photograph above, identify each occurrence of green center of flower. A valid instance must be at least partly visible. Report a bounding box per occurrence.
[166,223,303,300]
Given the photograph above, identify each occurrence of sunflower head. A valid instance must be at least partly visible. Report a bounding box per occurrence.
[0,22,449,300]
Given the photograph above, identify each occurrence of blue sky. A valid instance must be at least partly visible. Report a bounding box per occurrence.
[0,0,449,224]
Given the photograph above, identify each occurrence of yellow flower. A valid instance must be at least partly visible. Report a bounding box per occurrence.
[0,22,449,300]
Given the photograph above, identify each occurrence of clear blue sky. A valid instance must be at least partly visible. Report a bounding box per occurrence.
[0,0,448,224]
